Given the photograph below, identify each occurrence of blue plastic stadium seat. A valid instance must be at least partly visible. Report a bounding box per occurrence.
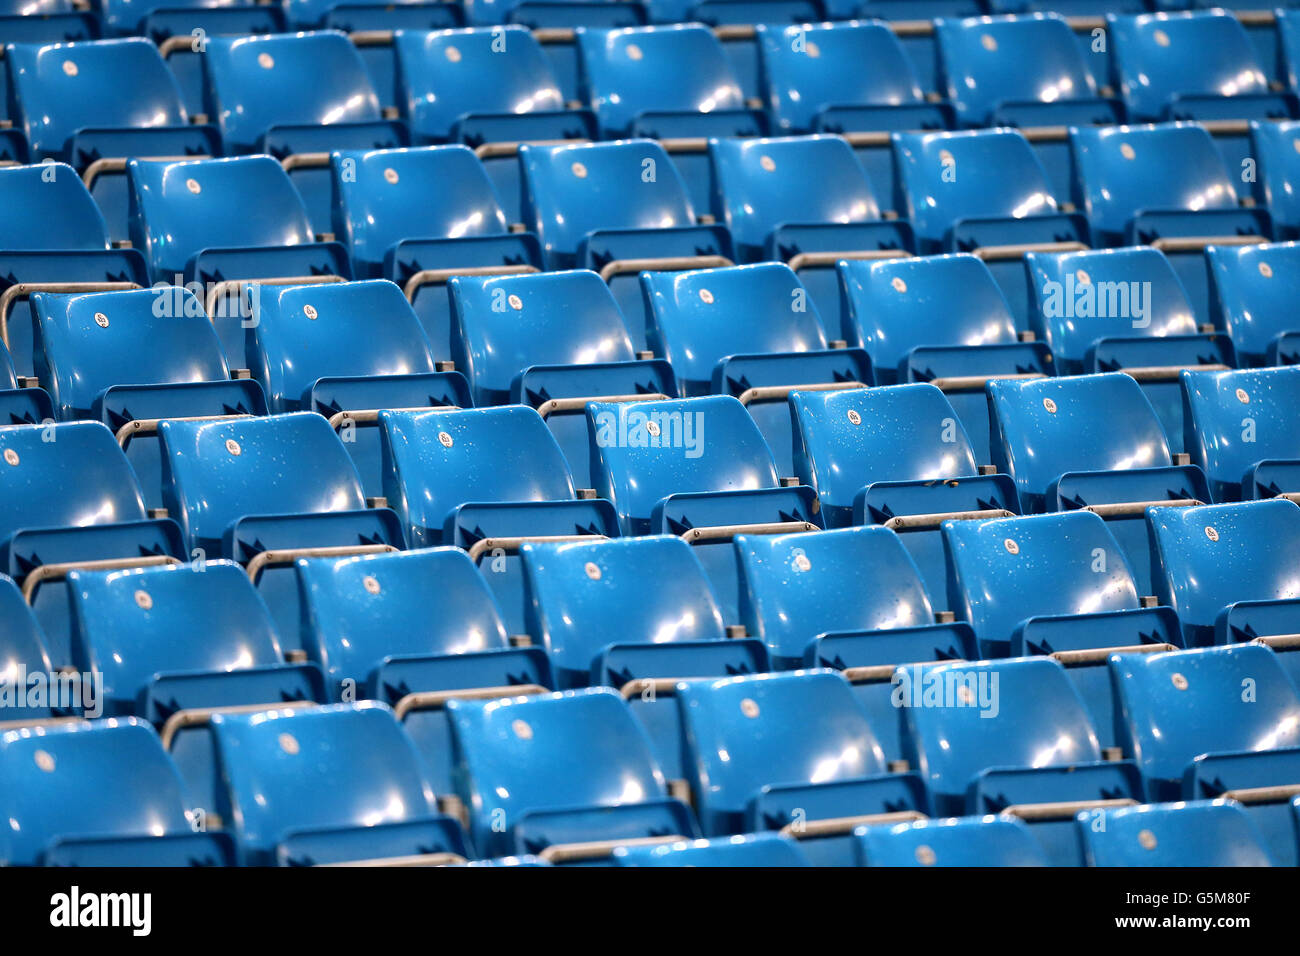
[447,687,698,861]
[789,383,1018,607]
[0,335,51,426]
[518,139,733,335]
[757,21,950,208]
[837,253,1054,460]
[157,412,404,653]
[586,394,820,622]
[202,32,409,232]
[854,815,1049,866]
[29,286,268,510]
[1024,246,1235,450]
[1147,500,1300,677]
[376,405,618,634]
[578,24,763,209]
[935,14,1120,129]
[613,831,811,865]
[1108,642,1300,864]
[707,134,912,322]
[987,372,1211,596]
[641,262,872,475]
[1249,119,1300,240]
[209,702,470,865]
[448,269,673,478]
[1108,11,1296,166]
[247,279,469,497]
[3,38,221,244]
[0,572,57,726]
[1180,366,1300,502]
[394,27,594,224]
[520,534,767,777]
[0,718,237,866]
[943,510,1181,748]
[65,561,327,816]
[675,670,929,865]
[1069,122,1271,321]
[0,163,151,382]
[892,128,1089,326]
[294,547,551,793]
[902,656,1143,866]
[127,155,352,366]
[1206,241,1300,365]
[1077,800,1275,866]
[329,145,542,362]
[733,525,977,766]
[0,421,185,667]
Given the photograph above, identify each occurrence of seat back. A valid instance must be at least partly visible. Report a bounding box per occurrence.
[0,420,147,539]
[1148,499,1300,640]
[708,134,882,259]
[943,510,1139,645]
[586,394,777,528]
[447,688,668,854]
[210,703,438,862]
[521,535,725,679]
[395,26,564,141]
[641,262,828,387]
[735,525,938,664]
[203,32,382,154]
[856,816,1049,866]
[295,548,509,694]
[30,287,229,419]
[1109,11,1268,121]
[903,657,1103,807]
[249,279,436,412]
[676,670,889,832]
[987,372,1172,503]
[0,163,110,251]
[518,139,698,266]
[158,412,366,553]
[1109,643,1300,791]
[0,719,194,865]
[448,269,637,405]
[66,560,283,715]
[1079,800,1274,867]
[837,253,1018,362]
[379,405,575,547]
[935,13,1097,125]
[1181,366,1300,502]
[1023,246,1198,362]
[791,384,978,516]
[1070,123,1239,242]
[758,21,923,134]
[1206,241,1300,361]
[577,24,746,137]
[893,128,1059,249]
[5,38,188,158]
[330,146,511,278]
[128,156,316,280]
